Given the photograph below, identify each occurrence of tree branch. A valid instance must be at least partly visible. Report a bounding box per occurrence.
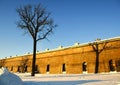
[99,42,108,53]
[89,43,97,51]
[36,27,52,41]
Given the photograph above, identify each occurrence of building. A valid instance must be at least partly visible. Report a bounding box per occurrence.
[0,36,120,74]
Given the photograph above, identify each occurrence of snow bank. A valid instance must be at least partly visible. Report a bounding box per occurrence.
[0,67,23,85]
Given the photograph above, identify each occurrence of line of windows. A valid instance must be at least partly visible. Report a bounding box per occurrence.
[46,64,66,73]
[10,59,120,73]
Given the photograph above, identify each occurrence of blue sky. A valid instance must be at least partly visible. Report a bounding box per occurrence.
[0,0,120,58]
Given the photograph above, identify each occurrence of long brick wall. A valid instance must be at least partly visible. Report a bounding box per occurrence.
[1,36,120,74]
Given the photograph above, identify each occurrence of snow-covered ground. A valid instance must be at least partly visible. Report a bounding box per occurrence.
[16,72,120,85]
[0,68,120,85]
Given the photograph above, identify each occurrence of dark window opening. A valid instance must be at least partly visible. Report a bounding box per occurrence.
[11,66,13,71]
[117,60,120,67]
[82,62,87,71]
[25,66,28,72]
[46,64,50,72]
[62,64,66,72]
[17,66,21,72]
[35,65,39,73]
[116,60,120,72]
[109,60,115,71]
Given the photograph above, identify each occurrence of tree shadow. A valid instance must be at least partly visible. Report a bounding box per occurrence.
[23,80,102,85]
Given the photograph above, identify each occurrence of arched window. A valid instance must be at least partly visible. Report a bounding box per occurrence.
[11,66,13,71]
[62,64,66,72]
[17,66,21,72]
[82,62,87,71]
[35,65,39,73]
[116,60,120,72]
[25,66,28,72]
[46,64,50,72]
[109,60,115,71]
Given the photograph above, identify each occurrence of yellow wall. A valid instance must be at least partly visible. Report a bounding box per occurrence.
[1,37,120,74]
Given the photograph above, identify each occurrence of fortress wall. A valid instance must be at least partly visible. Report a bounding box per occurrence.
[1,37,120,74]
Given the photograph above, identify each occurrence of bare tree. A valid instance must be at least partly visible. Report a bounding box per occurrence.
[0,59,6,68]
[16,3,57,76]
[89,39,107,73]
[20,56,29,73]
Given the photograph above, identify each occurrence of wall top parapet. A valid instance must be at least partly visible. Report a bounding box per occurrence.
[38,36,120,54]
[1,36,120,59]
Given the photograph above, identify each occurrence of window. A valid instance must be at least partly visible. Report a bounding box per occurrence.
[82,62,87,71]
[46,64,50,72]
[17,66,21,72]
[25,66,28,72]
[109,60,115,71]
[11,66,13,71]
[35,65,39,73]
[116,60,120,72]
[62,64,66,72]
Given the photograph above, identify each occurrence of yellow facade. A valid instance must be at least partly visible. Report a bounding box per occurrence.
[1,36,120,74]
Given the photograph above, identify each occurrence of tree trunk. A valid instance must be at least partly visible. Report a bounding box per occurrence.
[95,51,99,73]
[31,38,37,76]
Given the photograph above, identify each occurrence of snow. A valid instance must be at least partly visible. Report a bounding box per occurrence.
[17,72,120,85]
[0,68,120,85]
[0,68,23,85]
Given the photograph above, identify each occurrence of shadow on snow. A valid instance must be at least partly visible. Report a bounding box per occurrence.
[23,80,102,85]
